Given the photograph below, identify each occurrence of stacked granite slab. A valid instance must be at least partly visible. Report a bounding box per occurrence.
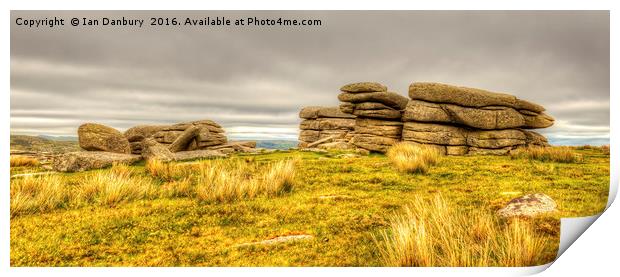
[402,82,553,155]
[338,82,409,153]
[298,106,356,148]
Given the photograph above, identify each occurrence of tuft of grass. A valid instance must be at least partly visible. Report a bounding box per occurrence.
[145,159,179,181]
[510,146,582,163]
[10,156,40,167]
[78,164,157,207]
[161,178,194,198]
[375,195,551,267]
[387,142,441,174]
[194,159,297,203]
[10,175,68,217]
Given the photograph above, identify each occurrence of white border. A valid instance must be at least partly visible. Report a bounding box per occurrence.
[2,1,617,277]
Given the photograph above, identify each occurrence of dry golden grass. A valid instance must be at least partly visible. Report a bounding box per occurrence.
[77,164,157,207]
[387,142,441,173]
[375,195,550,267]
[10,175,68,217]
[511,146,582,163]
[194,159,297,203]
[145,159,179,181]
[10,156,40,167]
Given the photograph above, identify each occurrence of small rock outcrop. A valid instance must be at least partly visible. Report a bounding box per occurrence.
[153,120,228,151]
[497,193,557,217]
[78,123,131,154]
[61,118,255,172]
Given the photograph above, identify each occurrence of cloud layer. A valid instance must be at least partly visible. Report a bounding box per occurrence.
[11,11,609,144]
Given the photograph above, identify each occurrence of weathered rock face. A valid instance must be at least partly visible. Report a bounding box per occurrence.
[124,125,168,143]
[338,91,409,111]
[336,82,406,153]
[173,149,228,161]
[141,138,175,162]
[78,123,131,154]
[497,193,557,217]
[402,82,553,155]
[120,119,234,155]
[168,126,200,153]
[409,82,546,112]
[207,141,259,153]
[403,99,554,130]
[298,106,357,149]
[402,122,548,155]
[340,82,387,93]
[52,151,142,172]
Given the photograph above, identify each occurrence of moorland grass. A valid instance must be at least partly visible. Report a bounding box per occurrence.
[510,146,582,163]
[375,195,550,266]
[387,143,441,174]
[10,158,298,217]
[9,148,609,266]
[10,156,39,167]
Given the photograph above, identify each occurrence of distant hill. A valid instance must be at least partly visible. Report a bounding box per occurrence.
[38,135,78,141]
[10,135,80,153]
[255,140,298,150]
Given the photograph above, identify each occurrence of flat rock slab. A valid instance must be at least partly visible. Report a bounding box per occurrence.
[52,151,142,172]
[340,82,387,93]
[497,193,557,217]
[338,91,409,110]
[236,234,314,247]
[409,82,545,112]
[299,106,356,119]
[173,150,228,161]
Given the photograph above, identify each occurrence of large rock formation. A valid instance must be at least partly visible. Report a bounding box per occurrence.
[339,82,408,153]
[78,123,131,154]
[298,81,553,155]
[298,106,356,148]
[402,82,553,155]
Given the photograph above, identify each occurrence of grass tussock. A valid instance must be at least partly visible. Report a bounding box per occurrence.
[375,195,551,267]
[511,146,582,163]
[10,175,68,217]
[78,164,157,207]
[194,159,297,203]
[387,142,441,174]
[145,159,178,181]
[10,156,40,167]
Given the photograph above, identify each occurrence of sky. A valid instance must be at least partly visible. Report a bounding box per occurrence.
[10,11,610,145]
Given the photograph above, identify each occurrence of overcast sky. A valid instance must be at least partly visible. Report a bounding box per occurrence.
[10,11,609,145]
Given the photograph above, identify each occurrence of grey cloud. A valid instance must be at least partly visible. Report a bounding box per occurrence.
[10,11,609,144]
